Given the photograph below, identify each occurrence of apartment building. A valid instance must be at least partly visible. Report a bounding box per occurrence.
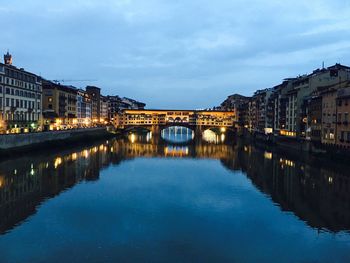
[0,52,42,133]
[77,89,92,127]
[42,80,77,130]
[336,86,350,148]
[100,96,109,124]
[86,86,101,123]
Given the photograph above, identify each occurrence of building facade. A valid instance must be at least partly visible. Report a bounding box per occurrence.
[336,86,350,148]
[42,80,77,130]
[76,89,92,127]
[86,86,101,124]
[0,52,42,133]
[100,96,108,124]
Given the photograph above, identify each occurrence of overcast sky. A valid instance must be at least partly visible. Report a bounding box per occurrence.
[1,0,350,109]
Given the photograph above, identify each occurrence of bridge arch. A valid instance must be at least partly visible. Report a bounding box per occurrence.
[160,123,194,132]
[124,126,152,133]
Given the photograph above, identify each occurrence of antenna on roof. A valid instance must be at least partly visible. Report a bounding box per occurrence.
[322,61,325,69]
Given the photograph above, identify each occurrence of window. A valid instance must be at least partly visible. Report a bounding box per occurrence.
[6,98,9,107]
[6,88,10,94]
[345,113,349,122]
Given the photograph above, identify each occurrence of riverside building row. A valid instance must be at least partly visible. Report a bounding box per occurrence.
[221,63,350,149]
[0,52,145,133]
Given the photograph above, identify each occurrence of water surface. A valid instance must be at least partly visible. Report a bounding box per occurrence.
[0,133,349,262]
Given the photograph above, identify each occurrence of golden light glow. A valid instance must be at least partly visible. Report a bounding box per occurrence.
[264,151,273,160]
[264,128,273,134]
[203,129,219,144]
[280,130,296,137]
[220,134,225,142]
[71,153,77,161]
[164,146,189,157]
[54,157,62,169]
[129,133,136,143]
[280,158,295,168]
[220,127,226,133]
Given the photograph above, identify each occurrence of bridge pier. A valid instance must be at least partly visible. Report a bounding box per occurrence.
[195,126,203,139]
[151,125,160,136]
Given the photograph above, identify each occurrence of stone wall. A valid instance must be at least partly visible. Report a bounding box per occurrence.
[0,128,109,150]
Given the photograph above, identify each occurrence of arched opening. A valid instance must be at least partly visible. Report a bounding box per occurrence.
[161,126,194,143]
[125,127,152,143]
[202,128,226,144]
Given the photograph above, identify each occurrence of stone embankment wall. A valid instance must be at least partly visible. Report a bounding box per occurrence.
[0,128,110,150]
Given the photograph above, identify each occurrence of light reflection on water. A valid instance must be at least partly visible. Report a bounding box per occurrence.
[0,132,349,262]
[161,126,194,143]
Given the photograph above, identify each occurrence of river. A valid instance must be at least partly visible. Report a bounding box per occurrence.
[0,128,349,262]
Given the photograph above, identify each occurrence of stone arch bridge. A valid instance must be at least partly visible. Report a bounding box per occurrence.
[114,109,236,135]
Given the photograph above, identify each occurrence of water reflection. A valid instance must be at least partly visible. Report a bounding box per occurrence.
[161,126,194,143]
[128,131,152,143]
[1,133,350,263]
[0,134,349,236]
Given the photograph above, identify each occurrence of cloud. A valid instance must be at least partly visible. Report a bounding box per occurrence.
[0,0,350,108]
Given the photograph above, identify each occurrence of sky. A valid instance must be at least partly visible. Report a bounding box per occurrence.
[1,0,350,109]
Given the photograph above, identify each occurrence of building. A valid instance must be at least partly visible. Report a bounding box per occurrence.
[307,95,322,143]
[42,80,77,130]
[0,52,42,133]
[335,85,350,148]
[270,80,294,135]
[100,95,108,124]
[107,95,146,123]
[248,89,274,134]
[276,64,350,138]
[220,94,250,131]
[76,89,92,127]
[86,86,101,124]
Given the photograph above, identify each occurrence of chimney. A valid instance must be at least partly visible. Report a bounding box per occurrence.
[4,51,12,65]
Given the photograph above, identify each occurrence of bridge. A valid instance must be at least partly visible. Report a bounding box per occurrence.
[113,109,236,135]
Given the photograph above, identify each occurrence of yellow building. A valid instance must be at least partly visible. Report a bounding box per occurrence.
[114,109,235,129]
[42,80,77,130]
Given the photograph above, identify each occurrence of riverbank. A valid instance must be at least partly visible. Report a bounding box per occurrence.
[242,132,350,161]
[0,128,117,157]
